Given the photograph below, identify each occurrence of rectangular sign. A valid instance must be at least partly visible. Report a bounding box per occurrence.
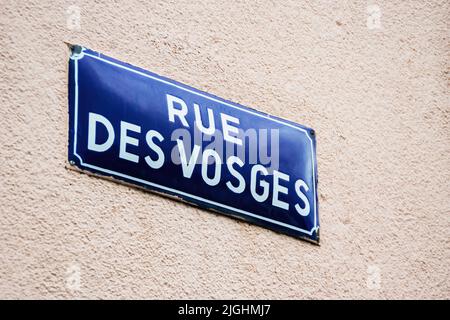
[68,45,319,243]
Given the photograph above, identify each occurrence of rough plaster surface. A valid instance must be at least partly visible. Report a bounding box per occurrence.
[0,0,449,299]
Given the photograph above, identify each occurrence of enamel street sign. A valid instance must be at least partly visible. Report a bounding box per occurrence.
[68,46,319,243]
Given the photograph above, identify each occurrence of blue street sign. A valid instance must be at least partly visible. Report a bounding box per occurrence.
[68,45,319,243]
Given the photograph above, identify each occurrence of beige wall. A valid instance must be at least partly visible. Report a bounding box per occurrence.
[0,0,449,299]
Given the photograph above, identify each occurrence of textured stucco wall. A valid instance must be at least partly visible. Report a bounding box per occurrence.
[0,0,449,299]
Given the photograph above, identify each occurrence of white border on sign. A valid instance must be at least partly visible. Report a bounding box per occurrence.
[70,49,319,237]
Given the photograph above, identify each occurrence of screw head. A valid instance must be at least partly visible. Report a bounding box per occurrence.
[72,45,82,55]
